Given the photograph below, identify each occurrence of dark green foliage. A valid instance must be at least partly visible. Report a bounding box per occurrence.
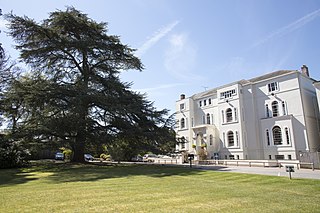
[3,7,176,162]
[0,134,30,169]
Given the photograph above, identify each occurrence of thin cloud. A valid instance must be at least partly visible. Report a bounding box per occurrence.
[164,33,202,81]
[136,20,179,57]
[251,8,320,48]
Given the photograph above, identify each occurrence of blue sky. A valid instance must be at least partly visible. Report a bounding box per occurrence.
[1,0,320,114]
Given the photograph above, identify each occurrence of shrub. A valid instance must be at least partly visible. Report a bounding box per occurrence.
[201,143,207,148]
[62,148,73,160]
[0,137,30,169]
[197,148,207,161]
[100,153,110,161]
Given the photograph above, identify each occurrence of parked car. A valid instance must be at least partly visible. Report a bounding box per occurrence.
[143,154,158,162]
[84,154,94,161]
[131,156,143,162]
[55,152,64,160]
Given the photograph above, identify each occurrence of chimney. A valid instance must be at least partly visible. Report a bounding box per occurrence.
[301,65,309,77]
[180,94,185,100]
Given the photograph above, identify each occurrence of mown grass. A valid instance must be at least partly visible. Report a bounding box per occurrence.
[0,161,319,212]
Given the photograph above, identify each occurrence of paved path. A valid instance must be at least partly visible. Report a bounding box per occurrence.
[192,164,320,180]
[92,161,320,180]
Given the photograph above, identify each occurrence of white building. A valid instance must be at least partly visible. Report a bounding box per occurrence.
[175,66,320,167]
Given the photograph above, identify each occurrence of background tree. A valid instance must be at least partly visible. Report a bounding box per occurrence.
[0,8,30,167]
[4,7,175,162]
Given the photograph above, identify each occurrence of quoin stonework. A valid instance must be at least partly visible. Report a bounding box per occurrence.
[175,65,320,168]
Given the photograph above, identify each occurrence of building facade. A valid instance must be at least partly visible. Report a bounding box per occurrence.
[175,66,320,167]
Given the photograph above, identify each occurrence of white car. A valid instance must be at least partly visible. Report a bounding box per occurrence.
[143,154,158,162]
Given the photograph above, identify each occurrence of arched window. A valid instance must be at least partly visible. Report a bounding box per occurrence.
[234,108,238,121]
[180,118,185,129]
[272,101,279,117]
[285,127,290,144]
[227,131,234,147]
[226,108,233,122]
[272,126,282,145]
[207,113,210,124]
[266,129,270,146]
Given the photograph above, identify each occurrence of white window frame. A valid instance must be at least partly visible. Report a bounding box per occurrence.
[272,126,282,145]
[220,89,236,100]
[227,131,235,147]
[266,129,270,146]
[285,127,290,145]
[265,104,270,118]
[206,113,210,124]
[282,101,287,115]
[226,108,233,123]
[267,82,279,93]
[271,101,279,117]
[180,103,185,110]
[180,118,185,129]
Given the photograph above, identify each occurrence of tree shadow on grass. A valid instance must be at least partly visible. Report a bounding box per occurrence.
[46,163,204,183]
[0,161,206,185]
[0,168,39,186]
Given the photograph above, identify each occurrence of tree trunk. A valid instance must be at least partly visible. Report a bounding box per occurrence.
[72,138,85,162]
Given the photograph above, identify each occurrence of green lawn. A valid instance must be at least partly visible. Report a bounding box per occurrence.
[0,162,319,212]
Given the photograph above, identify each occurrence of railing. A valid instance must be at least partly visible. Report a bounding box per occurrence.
[153,159,179,164]
[197,160,315,170]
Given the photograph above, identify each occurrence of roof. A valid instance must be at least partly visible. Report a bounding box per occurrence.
[190,70,309,100]
[244,70,297,84]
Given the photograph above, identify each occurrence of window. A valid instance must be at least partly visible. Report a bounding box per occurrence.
[208,98,211,105]
[206,113,210,124]
[181,143,185,149]
[266,129,270,146]
[180,103,185,110]
[227,131,234,147]
[202,115,205,124]
[179,137,186,149]
[221,110,224,123]
[220,89,236,99]
[226,108,233,122]
[234,108,238,121]
[236,131,239,147]
[223,132,226,147]
[229,155,235,160]
[275,155,284,160]
[191,118,194,127]
[282,101,287,115]
[199,101,202,107]
[265,104,270,118]
[269,155,272,160]
[272,126,282,145]
[204,100,207,106]
[268,82,278,93]
[180,118,185,129]
[288,155,292,160]
[209,135,213,145]
[285,127,290,145]
[271,101,279,117]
